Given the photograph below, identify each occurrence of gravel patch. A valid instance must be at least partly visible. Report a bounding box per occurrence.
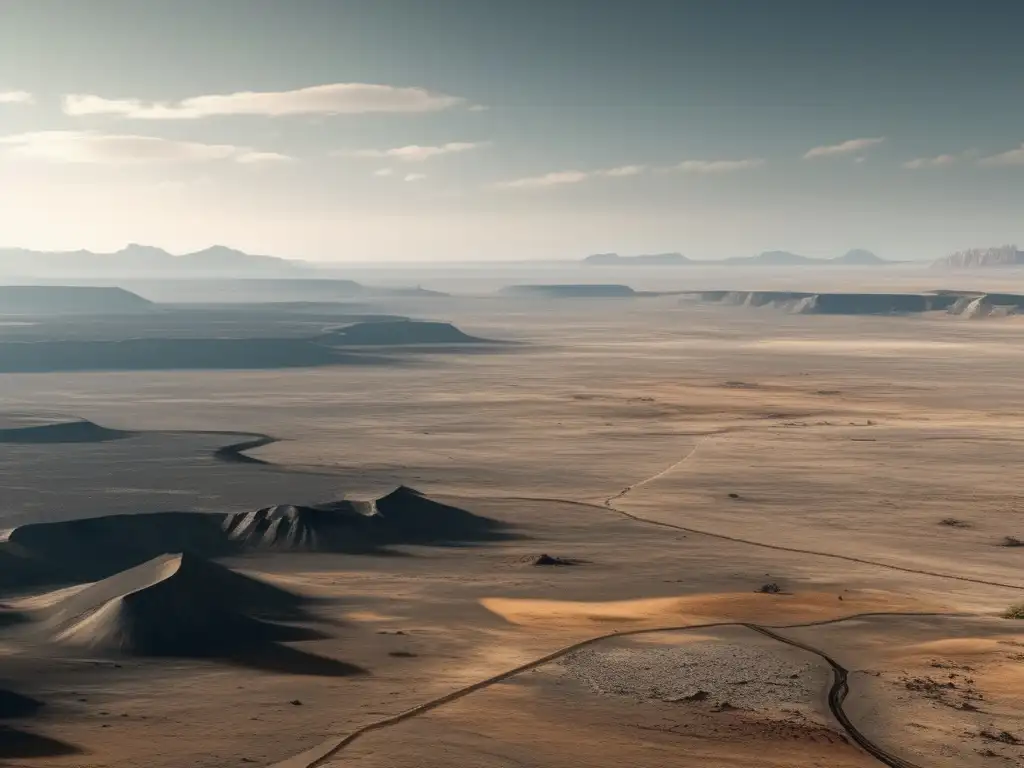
[559,637,824,713]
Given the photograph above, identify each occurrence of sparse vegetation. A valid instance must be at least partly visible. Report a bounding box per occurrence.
[757,583,782,594]
[940,518,971,528]
[1001,536,1023,548]
[1002,604,1024,620]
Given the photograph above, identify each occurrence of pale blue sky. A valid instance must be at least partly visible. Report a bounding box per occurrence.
[1,0,1023,261]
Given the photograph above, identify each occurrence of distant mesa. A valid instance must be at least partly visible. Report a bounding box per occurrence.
[0,414,132,444]
[318,319,486,346]
[584,253,691,266]
[500,284,636,298]
[0,338,344,373]
[0,286,154,316]
[693,290,1024,317]
[46,552,314,657]
[932,245,1024,269]
[724,250,818,266]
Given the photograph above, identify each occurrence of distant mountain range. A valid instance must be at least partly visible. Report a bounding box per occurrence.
[932,245,1024,269]
[584,249,890,266]
[0,244,309,278]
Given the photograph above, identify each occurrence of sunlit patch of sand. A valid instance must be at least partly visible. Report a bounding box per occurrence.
[481,590,936,629]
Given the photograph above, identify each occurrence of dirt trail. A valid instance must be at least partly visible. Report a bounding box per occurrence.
[271,611,947,768]
[604,435,713,507]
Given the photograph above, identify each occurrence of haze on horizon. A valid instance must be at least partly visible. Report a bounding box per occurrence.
[2,0,1024,263]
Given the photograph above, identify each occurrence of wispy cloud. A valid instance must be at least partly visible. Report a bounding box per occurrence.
[404,173,427,182]
[495,170,591,189]
[495,165,650,189]
[234,150,293,164]
[0,130,289,165]
[978,144,1024,167]
[675,158,765,173]
[62,83,466,119]
[374,168,395,177]
[902,153,958,170]
[803,137,885,159]
[343,141,486,162]
[0,90,33,105]
[468,104,490,112]
[600,164,646,177]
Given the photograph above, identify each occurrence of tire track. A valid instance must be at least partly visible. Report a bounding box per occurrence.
[484,494,1024,593]
[277,611,945,768]
[604,435,712,506]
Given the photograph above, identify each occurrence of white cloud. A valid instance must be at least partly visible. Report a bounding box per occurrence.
[404,173,427,182]
[0,130,288,165]
[63,83,465,119]
[374,168,395,177]
[468,104,490,112]
[978,144,1024,167]
[902,153,957,170]
[803,137,885,159]
[234,150,293,164]
[599,164,646,177]
[0,90,33,105]
[344,141,485,162]
[675,158,765,173]
[495,170,591,189]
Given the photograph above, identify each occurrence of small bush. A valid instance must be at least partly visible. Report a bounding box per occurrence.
[1002,604,1024,619]
[1001,536,1023,548]
[940,518,971,528]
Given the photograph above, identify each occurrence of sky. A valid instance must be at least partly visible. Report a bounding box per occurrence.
[2,0,1024,262]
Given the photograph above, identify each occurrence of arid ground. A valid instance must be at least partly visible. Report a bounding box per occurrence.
[2,269,1023,767]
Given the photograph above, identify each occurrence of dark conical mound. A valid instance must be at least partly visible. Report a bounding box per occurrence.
[0,689,42,720]
[372,486,503,543]
[49,553,308,656]
[222,501,376,552]
[3,512,237,588]
[0,414,131,444]
[319,320,485,346]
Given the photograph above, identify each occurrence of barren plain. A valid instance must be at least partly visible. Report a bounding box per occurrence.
[2,267,1023,768]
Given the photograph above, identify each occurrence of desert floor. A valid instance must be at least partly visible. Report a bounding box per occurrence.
[2,277,1024,767]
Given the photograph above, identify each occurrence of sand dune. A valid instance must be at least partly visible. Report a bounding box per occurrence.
[48,552,310,656]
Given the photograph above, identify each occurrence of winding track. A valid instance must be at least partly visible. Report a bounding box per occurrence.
[278,611,942,768]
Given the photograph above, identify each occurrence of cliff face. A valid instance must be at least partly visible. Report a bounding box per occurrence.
[933,245,1024,269]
